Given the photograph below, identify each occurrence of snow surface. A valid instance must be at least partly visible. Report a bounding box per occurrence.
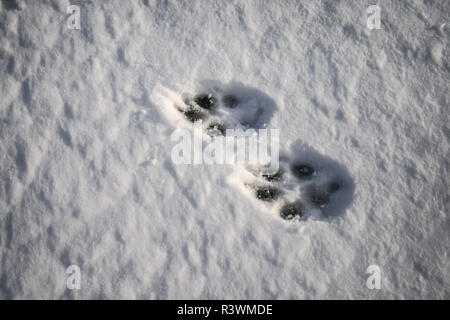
[0,0,449,299]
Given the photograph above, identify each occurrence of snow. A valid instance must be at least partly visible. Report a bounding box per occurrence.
[0,0,448,299]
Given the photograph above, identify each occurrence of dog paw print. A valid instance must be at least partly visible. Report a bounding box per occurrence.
[243,144,354,222]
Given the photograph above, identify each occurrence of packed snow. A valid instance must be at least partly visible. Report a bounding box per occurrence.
[0,0,448,299]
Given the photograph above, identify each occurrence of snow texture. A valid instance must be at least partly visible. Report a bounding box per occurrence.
[0,0,449,299]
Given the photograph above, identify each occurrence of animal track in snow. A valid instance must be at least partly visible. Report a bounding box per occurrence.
[241,149,353,221]
[152,81,354,222]
[174,85,272,136]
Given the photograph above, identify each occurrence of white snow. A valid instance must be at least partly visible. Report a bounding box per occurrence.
[0,0,448,299]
